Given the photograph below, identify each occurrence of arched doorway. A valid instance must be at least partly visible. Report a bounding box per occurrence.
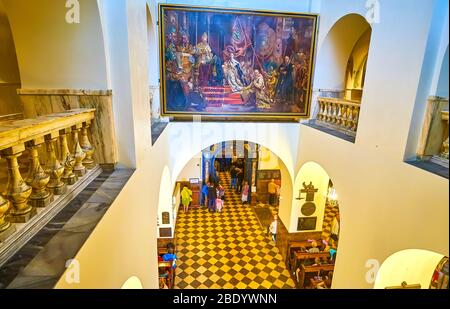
[290,161,341,289]
[312,14,372,137]
[315,13,372,92]
[375,249,448,289]
[161,140,296,289]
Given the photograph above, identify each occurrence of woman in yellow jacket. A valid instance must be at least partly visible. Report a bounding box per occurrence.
[181,186,193,213]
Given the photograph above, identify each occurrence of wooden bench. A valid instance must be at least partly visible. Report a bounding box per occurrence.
[286,239,323,271]
[297,263,335,288]
[291,251,331,273]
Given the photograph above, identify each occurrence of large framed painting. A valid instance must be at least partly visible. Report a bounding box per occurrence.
[158,4,318,120]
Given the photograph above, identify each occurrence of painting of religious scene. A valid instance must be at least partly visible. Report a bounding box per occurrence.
[159,4,318,119]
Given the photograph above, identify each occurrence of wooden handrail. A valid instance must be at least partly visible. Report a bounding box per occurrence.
[0,109,95,152]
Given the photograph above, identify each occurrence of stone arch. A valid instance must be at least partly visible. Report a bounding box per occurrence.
[121,276,144,289]
[171,139,295,235]
[314,13,372,92]
[2,0,108,89]
[374,249,446,289]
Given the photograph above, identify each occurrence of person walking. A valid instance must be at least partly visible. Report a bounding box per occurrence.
[201,182,209,207]
[181,186,193,213]
[267,179,279,206]
[269,215,278,242]
[241,181,250,204]
[236,168,244,193]
[230,165,237,190]
[207,182,217,212]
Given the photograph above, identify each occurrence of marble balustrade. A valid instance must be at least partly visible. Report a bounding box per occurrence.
[315,97,361,136]
[17,89,117,166]
[417,97,449,163]
[0,109,97,241]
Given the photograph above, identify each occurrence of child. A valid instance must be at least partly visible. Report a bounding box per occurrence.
[216,197,224,212]
[217,183,225,201]
[241,181,249,204]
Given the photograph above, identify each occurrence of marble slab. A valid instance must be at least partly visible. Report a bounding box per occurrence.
[17,90,118,165]
[0,169,134,289]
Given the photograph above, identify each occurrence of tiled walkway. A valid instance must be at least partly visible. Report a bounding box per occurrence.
[174,172,296,289]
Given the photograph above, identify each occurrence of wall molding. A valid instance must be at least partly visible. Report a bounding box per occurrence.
[17,89,112,96]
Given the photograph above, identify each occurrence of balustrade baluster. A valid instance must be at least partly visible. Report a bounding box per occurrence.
[341,105,348,128]
[80,121,95,169]
[352,106,360,131]
[59,128,77,185]
[45,132,67,195]
[318,100,325,121]
[25,138,53,207]
[0,191,15,240]
[1,145,35,223]
[72,124,86,177]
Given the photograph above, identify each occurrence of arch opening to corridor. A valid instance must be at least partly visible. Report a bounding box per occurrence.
[157,140,297,289]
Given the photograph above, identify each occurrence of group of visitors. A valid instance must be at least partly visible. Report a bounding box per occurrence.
[229,160,252,204]
[201,181,225,213]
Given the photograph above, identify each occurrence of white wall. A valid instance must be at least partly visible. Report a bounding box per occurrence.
[55,0,448,290]
[297,0,449,289]
[2,0,108,89]
[0,0,21,115]
[404,0,449,159]
[290,162,330,233]
[176,152,202,182]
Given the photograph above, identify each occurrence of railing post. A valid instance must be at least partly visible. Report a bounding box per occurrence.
[1,145,35,223]
[72,124,86,177]
[80,121,95,169]
[0,191,15,241]
[45,131,67,195]
[59,127,77,185]
[25,137,54,208]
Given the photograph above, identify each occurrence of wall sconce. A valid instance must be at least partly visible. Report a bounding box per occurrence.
[328,188,338,207]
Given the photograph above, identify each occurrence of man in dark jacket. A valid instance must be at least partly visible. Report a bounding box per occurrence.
[236,168,244,193]
[207,182,217,212]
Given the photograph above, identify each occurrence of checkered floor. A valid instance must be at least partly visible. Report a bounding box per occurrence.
[174,172,296,289]
[321,202,339,240]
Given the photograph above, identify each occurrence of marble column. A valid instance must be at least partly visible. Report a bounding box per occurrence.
[1,145,35,223]
[59,128,77,185]
[80,121,95,169]
[72,124,86,177]
[25,138,54,207]
[0,192,16,241]
[45,132,67,195]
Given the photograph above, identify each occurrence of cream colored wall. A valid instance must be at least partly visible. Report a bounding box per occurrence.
[2,0,108,89]
[176,153,202,182]
[259,146,280,170]
[295,0,449,289]
[55,0,448,290]
[345,28,371,90]
[290,162,330,233]
[0,0,21,115]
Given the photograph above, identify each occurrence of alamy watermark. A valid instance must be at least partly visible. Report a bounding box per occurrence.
[365,259,380,284]
[65,258,80,284]
[365,0,381,24]
[65,0,80,24]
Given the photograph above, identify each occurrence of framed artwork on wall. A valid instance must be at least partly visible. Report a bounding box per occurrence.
[159,4,319,120]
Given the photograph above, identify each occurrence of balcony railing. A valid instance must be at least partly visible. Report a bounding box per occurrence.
[315,97,361,137]
[0,109,97,243]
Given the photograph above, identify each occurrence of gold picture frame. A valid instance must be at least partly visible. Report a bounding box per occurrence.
[158,4,319,121]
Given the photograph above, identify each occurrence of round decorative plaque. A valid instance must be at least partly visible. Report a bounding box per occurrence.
[301,202,316,216]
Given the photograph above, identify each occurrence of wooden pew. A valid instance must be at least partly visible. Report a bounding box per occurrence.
[287,239,323,270]
[292,251,331,273]
[298,263,335,289]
